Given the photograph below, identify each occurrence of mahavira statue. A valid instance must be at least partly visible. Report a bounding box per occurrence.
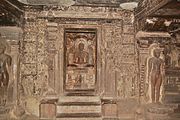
[148,49,163,103]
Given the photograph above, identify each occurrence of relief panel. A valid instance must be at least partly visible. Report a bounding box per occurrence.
[123,25,134,34]
[122,34,134,44]
[164,44,180,89]
[64,29,97,92]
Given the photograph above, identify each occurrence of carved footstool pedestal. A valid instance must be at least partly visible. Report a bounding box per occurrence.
[40,98,58,120]
[145,103,175,120]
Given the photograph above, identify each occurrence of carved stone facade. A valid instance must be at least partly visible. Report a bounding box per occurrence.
[0,27,22,119]
[1,0,179,120]
[17,5,139,119]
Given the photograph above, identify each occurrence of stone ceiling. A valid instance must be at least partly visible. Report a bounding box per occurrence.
[17,0,139,7]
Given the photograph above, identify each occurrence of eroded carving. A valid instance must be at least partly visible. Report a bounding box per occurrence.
[147,48,163,103]
[0,40,12,105]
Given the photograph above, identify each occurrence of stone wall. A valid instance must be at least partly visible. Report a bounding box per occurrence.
[20,5,139,117]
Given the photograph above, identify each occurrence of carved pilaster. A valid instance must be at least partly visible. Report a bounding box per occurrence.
[35,19,48,96]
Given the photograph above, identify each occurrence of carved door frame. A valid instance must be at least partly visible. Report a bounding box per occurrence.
[63,28,97,94]
[57,24,102,96]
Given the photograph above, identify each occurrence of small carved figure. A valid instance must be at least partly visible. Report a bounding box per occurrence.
[163,48,171,68]
[67,75,76,89]
[74,43,88,65]
[88,46,94,65]
[148,49,163,103]
[68,48,74,65]
[74,74,83,88]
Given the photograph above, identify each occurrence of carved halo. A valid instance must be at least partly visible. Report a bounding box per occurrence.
[148,43,160,57]
[74,37,88,51]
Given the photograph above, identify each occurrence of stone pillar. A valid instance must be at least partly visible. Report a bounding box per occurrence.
[8,40,20,104]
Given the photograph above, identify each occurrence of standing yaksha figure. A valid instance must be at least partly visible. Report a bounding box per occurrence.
[148,49,163,103]
[0,43,12,103]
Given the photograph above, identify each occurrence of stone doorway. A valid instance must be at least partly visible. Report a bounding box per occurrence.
[64,28,97,95]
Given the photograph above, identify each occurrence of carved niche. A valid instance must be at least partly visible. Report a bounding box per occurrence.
[64,28,97,92]
[136,31,171,103]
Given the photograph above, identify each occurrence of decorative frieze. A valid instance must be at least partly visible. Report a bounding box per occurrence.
[39,6,133,20]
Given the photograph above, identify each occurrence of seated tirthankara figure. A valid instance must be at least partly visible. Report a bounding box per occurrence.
[68,43,95,67]
[74,43,88,65]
